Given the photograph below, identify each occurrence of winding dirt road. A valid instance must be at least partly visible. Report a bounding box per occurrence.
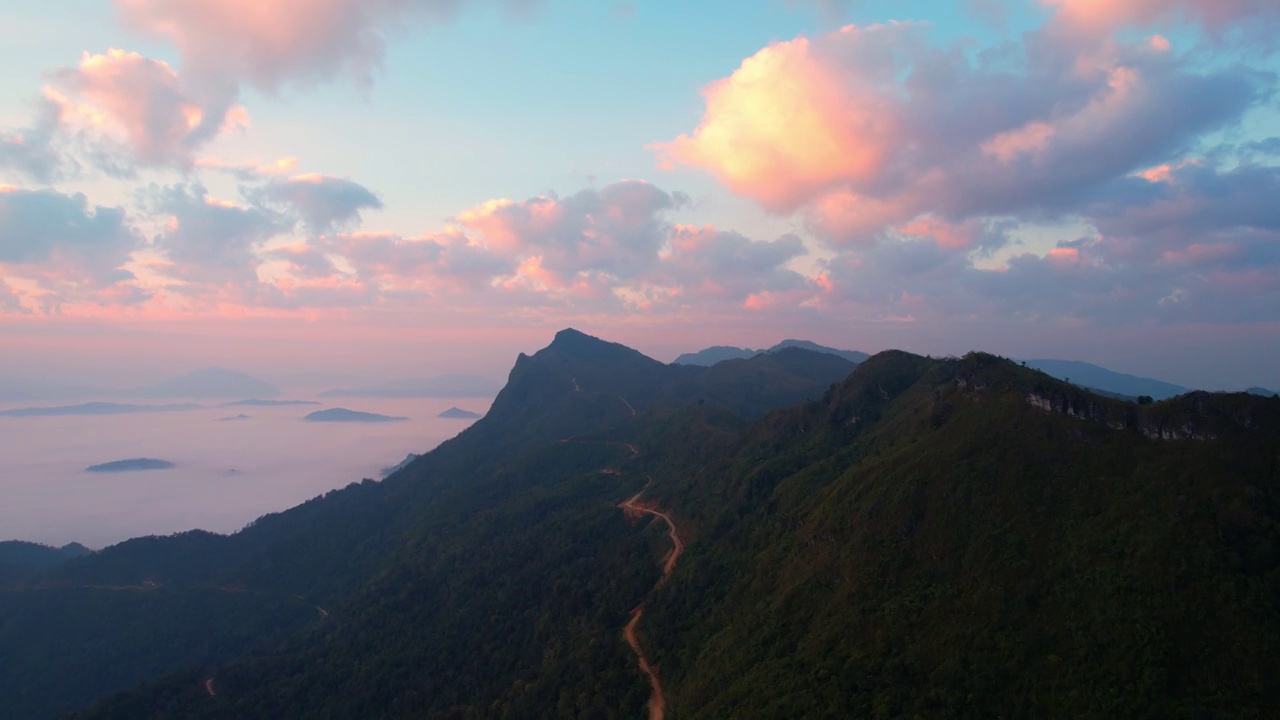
[618,396,637,418]
[619,484,684,720]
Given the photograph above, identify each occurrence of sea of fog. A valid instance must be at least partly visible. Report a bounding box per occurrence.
[0,397,492,548]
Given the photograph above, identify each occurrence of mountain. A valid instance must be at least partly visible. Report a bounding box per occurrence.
[438,406,481,419]
[319,374,499,399]
[3,329,855,719]
[0,402,202,418]
[5,330,1277,719]
[1247,386,1278,397]
[85,459,176,473]
[131,368,279,400]
[0,541,91,586]
[0,541,90,571]
[674,338,868,366]
[302,408,408,423]
[769,339,870,363]
[672,345,758,366]
[1023,359,1188,400]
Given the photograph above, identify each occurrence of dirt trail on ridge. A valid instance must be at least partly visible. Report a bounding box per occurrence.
[619,483,684,720]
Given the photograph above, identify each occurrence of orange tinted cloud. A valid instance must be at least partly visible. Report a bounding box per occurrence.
[114,0,509,92]
[1043,0,1280,32]
[653,24,911,213]
[661,18,1261,250]
[48,49,246,168]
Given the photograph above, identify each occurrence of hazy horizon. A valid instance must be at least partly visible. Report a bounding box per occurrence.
[1,325,1276,404]
[0,397,492,548]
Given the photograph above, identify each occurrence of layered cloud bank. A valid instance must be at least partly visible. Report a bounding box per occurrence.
[0,0,1277,352]
[653,1,1280,326]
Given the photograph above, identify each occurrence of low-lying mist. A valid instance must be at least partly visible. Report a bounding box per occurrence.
[0,397,491,548]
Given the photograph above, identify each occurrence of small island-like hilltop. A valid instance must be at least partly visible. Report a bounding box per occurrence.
[86,458,176,473]
[304,408,408,423]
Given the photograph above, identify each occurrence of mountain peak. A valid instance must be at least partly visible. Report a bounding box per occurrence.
[549,327,597,348]
[131,367,279,399]
[541,328,658,368]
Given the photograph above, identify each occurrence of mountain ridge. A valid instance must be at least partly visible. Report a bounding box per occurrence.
[675,338,869,366]
[130,368,279,400]
[5,332,1277,719]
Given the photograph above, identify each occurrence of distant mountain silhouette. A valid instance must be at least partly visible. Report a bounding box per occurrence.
[131,368,279,399]
[216,414,252,422]
[0,402,202,418]
[0,541,91,584]
[85,459,175,473]
[675,339,868,366]
[438,407,481,419]
[0,541,90,567]
[672,345,758,365]
[219,399,319,407]
[303,408,408,423]
[1247,387,1278,397]
[1023,359,1188,400]
[319,374,499,399]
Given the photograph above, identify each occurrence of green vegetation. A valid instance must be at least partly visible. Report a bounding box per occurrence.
[639,352,1280,717]
[5,332,1278,718]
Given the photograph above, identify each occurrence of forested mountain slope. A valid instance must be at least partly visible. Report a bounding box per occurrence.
[636,352,1280,717]
[8,333,1279,718]
[3,330,852,720]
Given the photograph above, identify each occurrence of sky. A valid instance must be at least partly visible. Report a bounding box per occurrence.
[2,0,1279,391]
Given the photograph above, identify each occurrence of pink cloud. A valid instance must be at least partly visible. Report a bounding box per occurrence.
[254,174,383,234]
[658,21,1265,248]
[1043,0,1280,34]
[114,0,527,93]
[0,96,67,184]
[0,186,146,312]
[0,278,29,314]
[196,155,299,180]
[143,183,287,291]
[47,49,247,169]
[453,180,681,284]
[653,23,914,214]
[116,0,397,91]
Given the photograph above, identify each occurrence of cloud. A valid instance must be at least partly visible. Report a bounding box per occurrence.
[332,230,514,299]
[656,22,1267,247]
[0,186,144,310]
[47,49,249,172]
[659,226,811,306]
[1043,0,1280,35]
[815,158,1280,327]
[454,180,686,290]
[0,186,138,269]
[114,0,529,94]
[655,23,919,215]
[0,97,69,184]
[196,156,300,181]
[253,174,383,235]
[142,183,288,289]
[308,181,809,312]
[0,278,25,314]
[266,243,342,281]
